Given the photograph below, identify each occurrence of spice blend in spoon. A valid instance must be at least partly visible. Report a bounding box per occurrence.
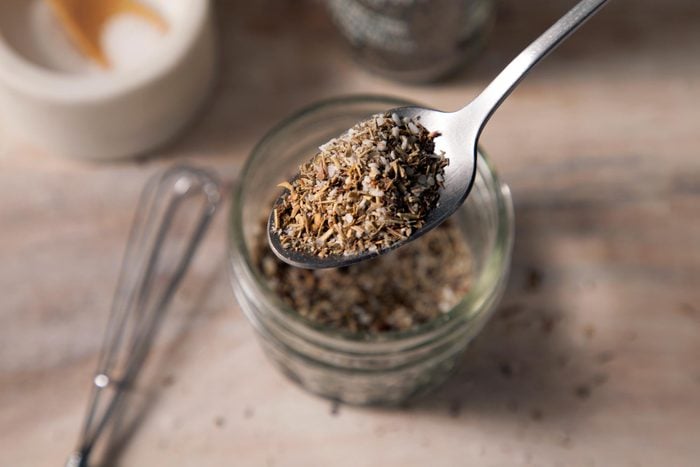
[272,112,448,258]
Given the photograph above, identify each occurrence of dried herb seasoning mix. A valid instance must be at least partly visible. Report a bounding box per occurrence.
[272,112,448,258]
[256,219,472,333]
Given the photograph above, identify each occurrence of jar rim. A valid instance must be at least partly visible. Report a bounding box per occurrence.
[228,94,514,347]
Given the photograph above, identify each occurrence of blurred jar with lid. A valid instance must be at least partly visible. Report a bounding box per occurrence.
[325,0,494,83]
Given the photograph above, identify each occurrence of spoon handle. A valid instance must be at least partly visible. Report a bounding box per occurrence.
[467,0,609,131]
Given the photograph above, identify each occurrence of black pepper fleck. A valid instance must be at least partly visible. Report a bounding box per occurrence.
[330,400,341,416]
[525,267,542,292]
[499,361,514,379]
[574,384,591,399]
[448,400,462,418]
[497,303,525,320]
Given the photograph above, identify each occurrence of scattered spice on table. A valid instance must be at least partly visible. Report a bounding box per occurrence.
[255,218,472,333]
[272,112,448,258]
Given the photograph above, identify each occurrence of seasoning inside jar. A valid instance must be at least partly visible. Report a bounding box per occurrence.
[272,112,448,259]
[256,216,472,333]
[230,96,513,404]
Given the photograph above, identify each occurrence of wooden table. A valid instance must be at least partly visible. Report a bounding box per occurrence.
[2,1,699,465]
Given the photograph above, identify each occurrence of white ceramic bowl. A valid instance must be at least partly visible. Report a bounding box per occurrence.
[0,0,215,160]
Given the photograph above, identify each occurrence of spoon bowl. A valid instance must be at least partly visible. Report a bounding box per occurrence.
[270,0,610,269]
[267,104,481,269]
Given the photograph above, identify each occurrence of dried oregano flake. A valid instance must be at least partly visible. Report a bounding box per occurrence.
[274,112,448,257]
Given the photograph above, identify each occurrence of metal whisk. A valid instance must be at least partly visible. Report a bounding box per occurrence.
[66,165,221,467]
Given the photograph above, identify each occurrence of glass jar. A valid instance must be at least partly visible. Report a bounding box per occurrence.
[228,95,513,405]
[325,0,495,83]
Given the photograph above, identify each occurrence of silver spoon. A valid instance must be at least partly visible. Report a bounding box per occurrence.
[269,0,609,269]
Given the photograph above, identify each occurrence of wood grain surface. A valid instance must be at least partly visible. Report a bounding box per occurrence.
[1,1,699,466]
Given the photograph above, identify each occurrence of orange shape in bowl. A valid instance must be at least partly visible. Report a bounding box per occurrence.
[46,0,168,68]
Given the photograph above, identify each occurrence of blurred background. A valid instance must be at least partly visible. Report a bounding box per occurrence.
[1,0,699,465]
